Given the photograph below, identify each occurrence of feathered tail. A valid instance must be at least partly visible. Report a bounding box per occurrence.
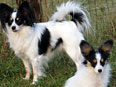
[50,1,91,32]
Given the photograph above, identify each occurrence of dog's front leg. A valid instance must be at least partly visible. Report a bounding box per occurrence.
[31,58,39,84]
[22,58,31,80]
[31,56,48,84]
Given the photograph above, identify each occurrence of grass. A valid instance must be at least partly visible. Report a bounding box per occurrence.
[0,0,116,87]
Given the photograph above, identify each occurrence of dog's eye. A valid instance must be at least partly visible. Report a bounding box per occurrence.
[16,18,20,21]
[8,18,13,26]
[10,18,13,22]
[93,59,97,63]
[101,58,104,62]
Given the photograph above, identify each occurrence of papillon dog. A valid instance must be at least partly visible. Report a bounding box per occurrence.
[64,40,113,87]
[0,1,91,84]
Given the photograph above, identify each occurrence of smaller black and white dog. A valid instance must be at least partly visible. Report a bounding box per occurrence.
[0,1,91,84]
[64,40,113,87]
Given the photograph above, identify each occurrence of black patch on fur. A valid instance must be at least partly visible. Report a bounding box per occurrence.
[0,3,13,32]
[52,38,63,51]
[8,18,13,26]
[83,60,87,65]
[85,53,97,68]
[38,28,51,55]
[98,40,113,58]
[17,1,36,26]
[99,53,108,66]
[15,15,24,26]
[70,12,84,25]
[98,40,113,66]
[80,40,97,68]
[82,52,97,68]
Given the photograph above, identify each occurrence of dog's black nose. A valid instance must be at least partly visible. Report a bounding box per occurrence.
[12,26,16,30]
[98,69,102,73]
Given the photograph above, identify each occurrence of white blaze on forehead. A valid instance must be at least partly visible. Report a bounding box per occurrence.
[95,52,103,73]
[11,12,17,20]
[10,11,20,31]
[95,52,101,61]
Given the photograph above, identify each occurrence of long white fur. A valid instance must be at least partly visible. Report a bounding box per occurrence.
[50,1,91,32]
[64,53,111,87]
[4,1,91,84]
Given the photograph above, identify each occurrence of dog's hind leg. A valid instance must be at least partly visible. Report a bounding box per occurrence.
[64,46,83,70]
[22,58,31,80]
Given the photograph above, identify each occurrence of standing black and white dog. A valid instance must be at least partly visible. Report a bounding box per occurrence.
[64,40,113,87]
[0,1,91,84]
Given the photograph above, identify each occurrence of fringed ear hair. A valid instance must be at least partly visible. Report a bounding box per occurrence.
[0,3,13,32]
[98,40,113,57]
[18,1,36,26]
[80,40,95,57]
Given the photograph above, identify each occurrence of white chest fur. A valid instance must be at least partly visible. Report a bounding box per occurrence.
[7,27,35,58]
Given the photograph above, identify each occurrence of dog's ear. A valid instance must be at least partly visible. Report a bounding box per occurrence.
[0,3,13,32]
[80,40,94,57]
[98,40,113,56]
[18,1,36,26]
[0,3,13,19]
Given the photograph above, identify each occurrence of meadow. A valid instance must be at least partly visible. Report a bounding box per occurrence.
[0,0,116,87]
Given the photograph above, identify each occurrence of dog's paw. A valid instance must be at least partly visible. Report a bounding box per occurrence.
[31,80,38,85]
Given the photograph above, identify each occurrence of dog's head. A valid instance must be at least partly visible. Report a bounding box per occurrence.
[80,40,113,73]
[0,1,35,32]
